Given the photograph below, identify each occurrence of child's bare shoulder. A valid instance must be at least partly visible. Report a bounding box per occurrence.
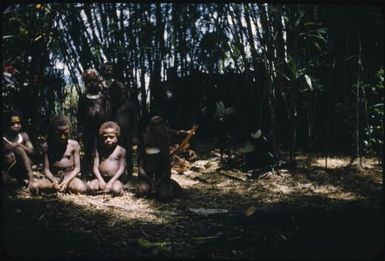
[41,142,48,152]
[20,132,30,141]
[68,139,80,149]
[117,145,126,154]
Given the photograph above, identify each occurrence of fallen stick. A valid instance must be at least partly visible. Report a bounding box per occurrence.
[192,235,222,240]
[170,125,198,155]
[87,200,175,216]
[88,200,151,213]
[217,171,248,182]
[190,176,210,184]
[182,171,210,184]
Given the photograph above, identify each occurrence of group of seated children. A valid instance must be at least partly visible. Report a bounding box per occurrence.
[2,111,187,201]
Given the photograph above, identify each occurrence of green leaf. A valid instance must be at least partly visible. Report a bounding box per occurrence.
[192,235,222,240]
[287,55,296,78]
[315,28,328,34]
[250,129,262,139]
[295,11,305,27]
[237,141,255,154]
[307,33,328,43]
[314,42,321,52]
[137,238,167,249]
[281,73,292,82]
[344,55,357,63]
[304,74,313,91]
[303,22,315,27]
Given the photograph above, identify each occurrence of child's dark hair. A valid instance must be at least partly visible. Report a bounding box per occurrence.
[47,115,71,138]
[3,110,21,129]
[145,116,170,151]
[99,121,120,137]
[109,81,128,99]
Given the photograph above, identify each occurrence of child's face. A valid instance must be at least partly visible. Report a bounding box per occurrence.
[101,128,118,148]
[54,125,70,144]
[9,116,22,134]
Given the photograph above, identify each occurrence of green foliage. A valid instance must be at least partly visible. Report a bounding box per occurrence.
[2,4,66,135]
[361,68,384,158]
[198,31,229,73]
[63,86,80,136]
[2,3,383,157]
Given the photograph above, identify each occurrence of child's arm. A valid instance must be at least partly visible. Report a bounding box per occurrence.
[92,150,106,189]
[155,151,172,186]
[137,145,152,184]
[129,103,139,145]
[57,142,81,192]
[105,147,126,191]
[43,148,59,186]
[8,133,35,156]
[168,127,190,146]
[21,132,35,156]
[77,97,85,138]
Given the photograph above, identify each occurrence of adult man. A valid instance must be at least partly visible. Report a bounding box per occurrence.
[109,81,139,179]
[77,69,108,174]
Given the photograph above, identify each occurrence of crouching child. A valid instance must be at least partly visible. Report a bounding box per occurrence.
[2,111,36,189]
[88,121,126,196]
[30,115,88,194]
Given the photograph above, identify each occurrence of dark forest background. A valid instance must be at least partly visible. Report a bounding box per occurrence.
[2,3,384,164]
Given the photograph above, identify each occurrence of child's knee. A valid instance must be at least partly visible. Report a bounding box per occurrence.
[13,146,26,157]
[111,187,123,196]
[29,181,40,195]
[88,180,99,191]
[170,179,182,195]
[110,182,123,196]
[30,180,54,195]
[77,183,89,194]
[71,181,88,194]
[3,173,14,184]
[157,181,175,202]
[136,181,150,197]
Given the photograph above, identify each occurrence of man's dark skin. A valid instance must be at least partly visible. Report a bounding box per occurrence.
[136,116,187,202]
[109,81,139,180]
[100,62,114,96]
[100,62,139,179]
[77,69,108,174]
[2,111,36,189]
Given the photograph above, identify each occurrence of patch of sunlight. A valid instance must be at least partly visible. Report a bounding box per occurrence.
[60,193,168,224]
[173,175,199,187]
[216,179,234,188]
[260,197,284,204]
[261,183,294,194]
[312,158,350,169]
[297,182,360,200]
[257,179,362,202]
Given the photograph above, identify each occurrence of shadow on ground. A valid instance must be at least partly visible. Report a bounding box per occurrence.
[2,158,384,260]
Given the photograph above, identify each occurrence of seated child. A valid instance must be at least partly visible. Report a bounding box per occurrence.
[88,121,126,196]
[136,116,186,201]
[30,115,88,194]
[2,111,36,189]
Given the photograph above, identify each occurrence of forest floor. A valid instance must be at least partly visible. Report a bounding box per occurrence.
[2,146,384,260]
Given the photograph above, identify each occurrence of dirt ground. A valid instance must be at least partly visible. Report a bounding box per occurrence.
[2,149,384,260]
